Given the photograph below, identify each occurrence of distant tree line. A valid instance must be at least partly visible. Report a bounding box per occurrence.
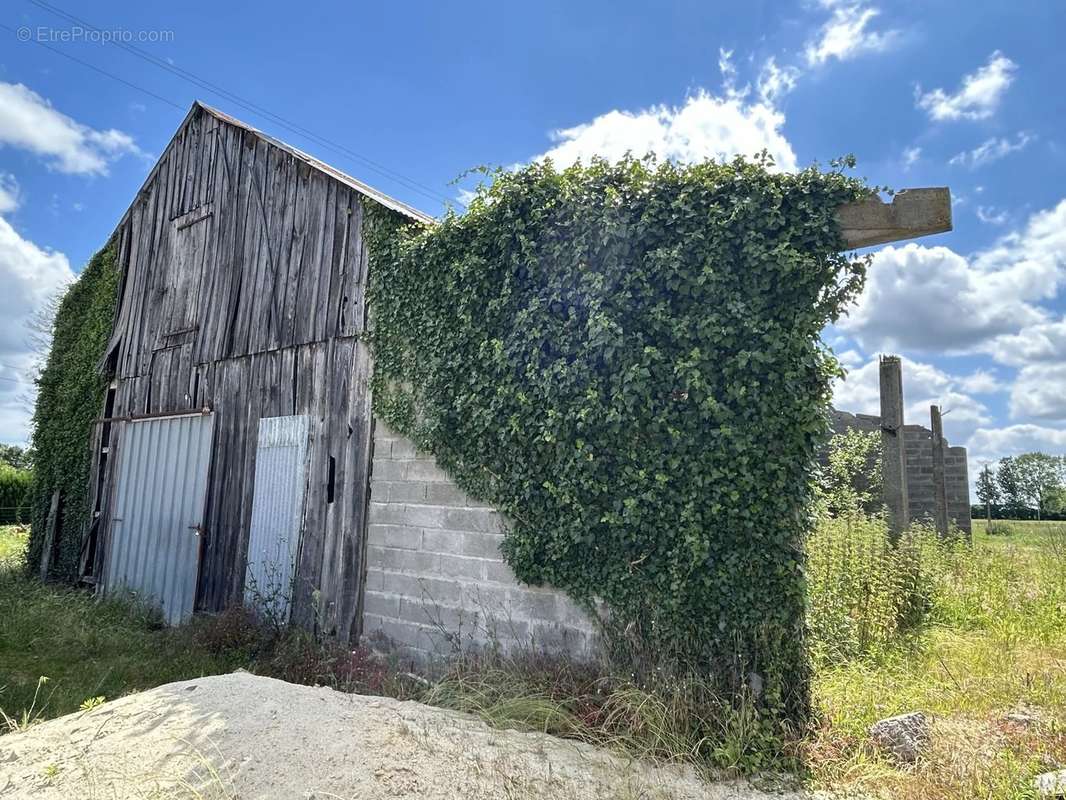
[0,444,32,524]
[973,452,1066,522]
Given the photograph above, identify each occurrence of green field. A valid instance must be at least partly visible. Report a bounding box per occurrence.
[2,521,1064,798]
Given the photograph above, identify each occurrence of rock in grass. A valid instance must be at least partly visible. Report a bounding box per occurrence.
[1035,770,1066,797]
[868,712,929,763]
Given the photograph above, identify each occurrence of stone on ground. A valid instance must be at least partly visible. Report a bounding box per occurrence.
[1035,769,1066,798]
[868,711,929,763]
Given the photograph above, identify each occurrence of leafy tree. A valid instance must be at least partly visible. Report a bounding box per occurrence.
[996,456,1025,514]
[0,444,31,471]
[1012,452,1064,520]
[816,429,882,517]
[975,463,999,524]
[0,462,32,524]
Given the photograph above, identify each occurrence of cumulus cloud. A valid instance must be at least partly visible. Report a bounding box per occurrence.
[949,132,1034,168]
[535,88,797,172]
[987,317,1066,366]
[804,1,900,67]
[833,354,991,444]
[916,51,1017,122]
[958,369,1004,395]
[0,81,143,175]
[1011,364,1066,420]
[839,199,1066,354]
[967,424,1066,463]
[0,215,74,443]
[902,146,922,169]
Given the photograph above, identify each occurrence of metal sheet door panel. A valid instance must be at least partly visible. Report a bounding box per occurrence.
[244,415,311,623]
[104,413,215,624]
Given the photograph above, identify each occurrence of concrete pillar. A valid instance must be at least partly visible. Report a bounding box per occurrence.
[879,356,908,541]
[930,404,950,538]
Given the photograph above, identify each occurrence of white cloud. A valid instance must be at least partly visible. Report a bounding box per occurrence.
[0,81,142,175]
[833,354,990,444]
[967,424,1066,463]
[902,146,922,169]
[840,199,1066,353]
[975,205,1009,225]
[756,58,800,104]
[804,2,900,67]
[0,215,74,443]
[958,369,1004,395]
[1011,363,1066,420]
[949,132,1034,168]
[0,174,19,214]
[535,89,797,172]
[916,51,1017,122]
[988,317,1066,367]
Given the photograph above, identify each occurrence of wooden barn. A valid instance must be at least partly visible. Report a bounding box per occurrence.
[77,100,952,656]
[83,102,430,640]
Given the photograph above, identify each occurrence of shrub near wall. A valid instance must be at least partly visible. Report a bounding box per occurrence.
[366,155,871,724]
[28,242,119,579]
[0,464,32,524]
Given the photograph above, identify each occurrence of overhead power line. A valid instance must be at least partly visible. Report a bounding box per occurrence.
[16,1,457,209]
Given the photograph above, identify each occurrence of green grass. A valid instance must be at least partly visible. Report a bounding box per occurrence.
[0,525,236,729]
[809,518,1066,799]
[973,517,1066,550]
[3,521,1065,798]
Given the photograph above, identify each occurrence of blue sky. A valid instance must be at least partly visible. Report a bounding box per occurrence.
[1,0,1065,488]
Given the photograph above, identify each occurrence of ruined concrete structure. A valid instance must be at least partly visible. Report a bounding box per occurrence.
[830,409,972,533]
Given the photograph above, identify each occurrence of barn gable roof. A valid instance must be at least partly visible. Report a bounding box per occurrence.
[113,101,434,237]
[195,102,435,224]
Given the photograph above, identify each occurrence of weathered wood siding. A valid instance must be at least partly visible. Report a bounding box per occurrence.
[93,105,380,640]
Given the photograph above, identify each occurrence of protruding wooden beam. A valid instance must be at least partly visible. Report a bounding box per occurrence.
[837,188,952,249]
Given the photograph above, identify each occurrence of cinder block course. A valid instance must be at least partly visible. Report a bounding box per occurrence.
[367,523,422,550]
[441,507,503,533]
[371,458,407,482]
[385,481,430,503]
[437,554,486,581]
[390,438,418,459]
[422,528,465,555]
[407,459,450,483]
[367,501,409,527]
[461,531,505,559]
[399,503,450,530]
[362,590,401,619]
[426,483,488,507]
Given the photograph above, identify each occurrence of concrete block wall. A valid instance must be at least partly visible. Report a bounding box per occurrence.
[902,427,971,532]
[830,409,972,533]
[361,421,598,662]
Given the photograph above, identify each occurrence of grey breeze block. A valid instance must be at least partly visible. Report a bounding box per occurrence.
[362,421,598,662]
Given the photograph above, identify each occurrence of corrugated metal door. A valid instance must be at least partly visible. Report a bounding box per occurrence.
[244,415,311,623]
[103,413,215,624]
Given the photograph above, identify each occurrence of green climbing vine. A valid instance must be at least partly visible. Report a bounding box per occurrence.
[369,154,871,722]
[28,240,119,579]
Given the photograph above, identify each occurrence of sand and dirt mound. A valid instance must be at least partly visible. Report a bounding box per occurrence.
[0,672,812,799]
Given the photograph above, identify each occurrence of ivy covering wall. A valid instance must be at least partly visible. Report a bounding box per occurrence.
[365,155,871,722]
[28,241,119,579]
